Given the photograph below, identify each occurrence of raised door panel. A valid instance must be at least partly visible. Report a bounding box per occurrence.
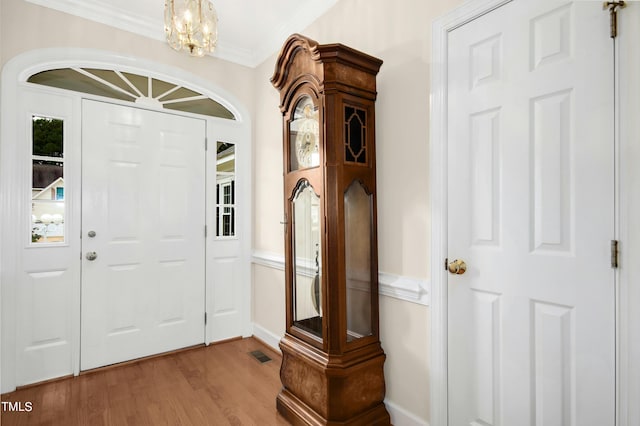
[17,269,73,384]
[530,90,573,253]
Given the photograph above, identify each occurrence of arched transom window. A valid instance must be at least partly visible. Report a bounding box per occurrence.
[27,68,235,120]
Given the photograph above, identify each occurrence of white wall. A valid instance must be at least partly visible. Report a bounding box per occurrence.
[1,0,470,423]
[252,0,462,423]
[0,0,255,113]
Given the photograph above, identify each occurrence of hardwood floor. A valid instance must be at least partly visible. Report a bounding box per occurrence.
[1,338,290,426]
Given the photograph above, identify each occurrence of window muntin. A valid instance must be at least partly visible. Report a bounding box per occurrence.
[31,116,65,244]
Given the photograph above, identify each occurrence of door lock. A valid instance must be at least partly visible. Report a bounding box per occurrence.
[85,252,98,261]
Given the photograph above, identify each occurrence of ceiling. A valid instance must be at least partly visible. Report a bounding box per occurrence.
[25,0,338,68]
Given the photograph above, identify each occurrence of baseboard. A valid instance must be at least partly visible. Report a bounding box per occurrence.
[252,323,282,354]
[385,399,429,426]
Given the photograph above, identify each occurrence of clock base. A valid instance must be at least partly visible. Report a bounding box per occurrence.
[276,334,390,426]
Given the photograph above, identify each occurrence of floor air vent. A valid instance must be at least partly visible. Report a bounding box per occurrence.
[249,350,272,364]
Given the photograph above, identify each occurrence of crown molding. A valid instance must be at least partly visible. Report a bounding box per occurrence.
[26,0,163,41]
[24,0,338,68]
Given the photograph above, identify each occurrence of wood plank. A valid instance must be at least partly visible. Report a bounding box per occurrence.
[1,337,289,425]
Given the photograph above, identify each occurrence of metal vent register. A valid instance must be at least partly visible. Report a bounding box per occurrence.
[249,350,272,364]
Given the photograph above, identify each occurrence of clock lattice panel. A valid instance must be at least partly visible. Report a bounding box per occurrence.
[344,106,367,164]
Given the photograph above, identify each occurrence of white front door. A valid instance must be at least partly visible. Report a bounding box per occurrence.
[447,1,614,425]
[81,100,206,370]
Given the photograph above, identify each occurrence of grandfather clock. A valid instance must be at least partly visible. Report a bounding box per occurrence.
[271,34,389,425]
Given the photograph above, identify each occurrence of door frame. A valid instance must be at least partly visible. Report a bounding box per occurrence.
[0,48,253,393]
[429,1,637,425]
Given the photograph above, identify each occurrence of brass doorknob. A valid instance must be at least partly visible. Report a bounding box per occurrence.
[448,259,466,275]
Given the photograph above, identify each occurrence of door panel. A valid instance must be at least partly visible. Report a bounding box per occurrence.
[207,139,245,342]
[209,241,244,340]
[81,100,206,370]
[447,1,614,425]
[14,91,79,387]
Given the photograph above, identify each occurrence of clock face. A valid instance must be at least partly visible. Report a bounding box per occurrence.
[290,96,319,170]
[295,112,319,168]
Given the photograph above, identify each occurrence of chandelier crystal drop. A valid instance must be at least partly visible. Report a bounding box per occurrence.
[164,0,218,57]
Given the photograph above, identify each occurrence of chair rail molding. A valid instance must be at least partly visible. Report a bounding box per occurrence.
[252,250,429,306]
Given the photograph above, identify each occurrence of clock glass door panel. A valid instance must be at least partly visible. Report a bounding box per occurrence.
[292,179,322,338]
[344,181,373,342]
[289,96,320,171]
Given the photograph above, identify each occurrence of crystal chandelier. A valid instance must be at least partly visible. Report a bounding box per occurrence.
[164,0,218,57]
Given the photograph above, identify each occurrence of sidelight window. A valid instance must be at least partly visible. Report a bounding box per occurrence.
[31,116,65,244]
[216,142,236,237]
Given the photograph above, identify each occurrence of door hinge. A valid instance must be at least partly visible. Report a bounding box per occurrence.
[205,138,208,150]
[611,239,619,268]
[205,225,208,238]
[603,1,626,38]
[204,312,208,325]
[444,257,448,271]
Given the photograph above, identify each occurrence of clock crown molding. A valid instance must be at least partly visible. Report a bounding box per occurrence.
[270,34,383,106]
[270,34,321,91]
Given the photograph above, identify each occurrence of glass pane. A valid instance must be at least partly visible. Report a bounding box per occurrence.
[289,96,320,171]
[28,69,135,102]
[216,141,236,237]
[121,72,149,96]
[292,180,322,338]
[345,181,373,342]
[344,106,367,164]
[84,69,139,97]
[159,86,200,101]
[28,68,236,120]
[32,116,63,157]
[31,201,65,243]
[164,98,236,120]
[151,78,177,98]
[31,116,65,244]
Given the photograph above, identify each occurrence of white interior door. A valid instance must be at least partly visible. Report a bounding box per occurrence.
[81,100,206,370]
[447,1,615,425]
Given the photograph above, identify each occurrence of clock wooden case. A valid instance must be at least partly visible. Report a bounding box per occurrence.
[271,34,389,425]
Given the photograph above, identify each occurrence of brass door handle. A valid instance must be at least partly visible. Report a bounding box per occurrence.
[448,259,466,275]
